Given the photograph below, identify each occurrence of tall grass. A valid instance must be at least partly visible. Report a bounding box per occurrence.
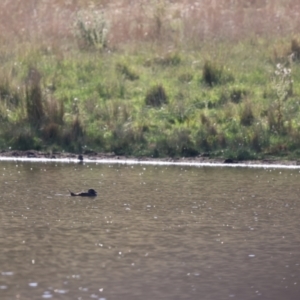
[1,1,300,48]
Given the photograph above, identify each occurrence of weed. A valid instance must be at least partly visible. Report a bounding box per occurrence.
[273,63,293,102]
[152,0,167,39]
[75,10,108,50]
[270,63,293,132]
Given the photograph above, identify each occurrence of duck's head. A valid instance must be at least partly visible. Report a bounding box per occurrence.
[88,189,97,196]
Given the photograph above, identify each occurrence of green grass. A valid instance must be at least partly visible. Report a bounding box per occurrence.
[1,6,300,159]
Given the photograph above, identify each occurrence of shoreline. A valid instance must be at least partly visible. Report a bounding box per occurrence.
[0,150,299,167]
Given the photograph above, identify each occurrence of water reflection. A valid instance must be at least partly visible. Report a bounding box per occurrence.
[0,162,300,299]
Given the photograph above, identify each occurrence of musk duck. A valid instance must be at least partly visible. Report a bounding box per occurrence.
[68,189,97,197]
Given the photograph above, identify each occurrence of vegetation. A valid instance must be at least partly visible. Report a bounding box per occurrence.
[1,0,300,160]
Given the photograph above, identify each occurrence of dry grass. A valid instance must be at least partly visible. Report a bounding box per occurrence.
[1,0,300,50]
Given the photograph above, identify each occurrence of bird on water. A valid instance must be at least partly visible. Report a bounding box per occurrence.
[68,189,97,197]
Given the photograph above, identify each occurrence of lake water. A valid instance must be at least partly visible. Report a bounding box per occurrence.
[0,160,300,300]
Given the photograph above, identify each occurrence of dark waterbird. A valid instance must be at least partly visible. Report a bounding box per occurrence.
[68,189,97,197]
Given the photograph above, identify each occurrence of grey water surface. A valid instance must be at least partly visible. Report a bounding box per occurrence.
[0,161,300,300]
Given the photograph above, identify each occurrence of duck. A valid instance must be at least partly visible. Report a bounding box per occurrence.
[68,189,97,197]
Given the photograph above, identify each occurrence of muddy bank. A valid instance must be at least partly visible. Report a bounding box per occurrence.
[0,149,299,166]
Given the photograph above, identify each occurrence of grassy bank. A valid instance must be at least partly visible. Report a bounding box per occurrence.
[1,0,300,160]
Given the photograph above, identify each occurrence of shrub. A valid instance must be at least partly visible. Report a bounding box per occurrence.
[60,119,84,152]
[0,80,10,100]
[42,123,61,142]
[202,60,234,87]
[249,127,269,152]
[25,68,44,127]
[291,38,300,60]
[267,107,278,132]
[230,87,247,104]
[195,125,218,152]
[236,148,256,161]
[9,127,42,151]
[145,84,168,107]
[75,10,108,50]
[202,61,220,87]
[71,116,84,140]
[269,63,293,133]
[0,78,21,109]
[200,113,210,126]
[240,101,254,126]
[170,128,198,157]
[109,123,146,155]
[273,63,293,102]
[45,97,64,124]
